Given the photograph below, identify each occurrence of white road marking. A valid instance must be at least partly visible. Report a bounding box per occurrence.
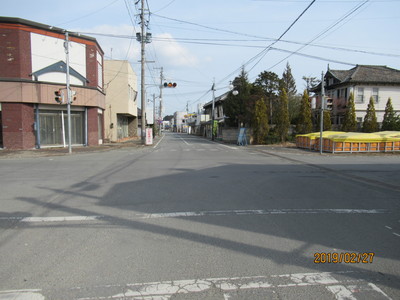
[368,283,393,299]
[132,209,388,219]
[0,272,391,300]
[0,209,388,223]
[72,271,391,300]
[153,134,165,149]
[0,216,101,223]
[0,290,44,300]
[177,136,190,145]
[384,225,400,238]
[218,144,238,150]
[326,285,357,300]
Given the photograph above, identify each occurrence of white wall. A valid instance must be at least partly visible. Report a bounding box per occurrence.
[30,32,86,85]
[352,85,400,122]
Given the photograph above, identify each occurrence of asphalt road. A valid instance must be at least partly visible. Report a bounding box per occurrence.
[0,132,399,299]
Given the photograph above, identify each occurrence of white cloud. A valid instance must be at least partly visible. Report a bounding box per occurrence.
[153,33,198,68]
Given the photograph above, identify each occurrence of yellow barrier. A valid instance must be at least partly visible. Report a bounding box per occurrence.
[296,131,400,153]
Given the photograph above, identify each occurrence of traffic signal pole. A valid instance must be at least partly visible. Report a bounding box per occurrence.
[159,67,163,122]
[319,71,325,155]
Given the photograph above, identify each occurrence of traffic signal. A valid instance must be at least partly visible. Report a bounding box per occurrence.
[163,82,177,88]
[325,98,333,110]
[54,89,63,104]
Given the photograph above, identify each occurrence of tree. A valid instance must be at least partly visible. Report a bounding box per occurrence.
[223,68,252,127]
[296,90,313,134]
[288,95,302,125]
[281,62,299,124]
[163,115,173,121]
[341,92,357,132]
[362,97,379,132]
[281,62,297,98]
[381,97,398,131]
[254,71,280,125]
[302,76,320,93]
[317,110,332,131]
[275,88,290,142]
[252,98,269,144]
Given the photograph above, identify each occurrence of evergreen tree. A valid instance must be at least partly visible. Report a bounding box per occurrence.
[281,62,297,98]
[281,62,299,124]
[252,98,269,144]
[381,97,398,130]
[276,88,290,142]
[254,71,280,124]
[317,110,332,131]
[223,68,251,127]
[302,76,320,93]
[341,92,357,132]
[296,90,312,134]
[362,97,379,132]
[324,111,332,131]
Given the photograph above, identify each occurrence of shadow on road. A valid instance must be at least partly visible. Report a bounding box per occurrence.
[8,158,400,292]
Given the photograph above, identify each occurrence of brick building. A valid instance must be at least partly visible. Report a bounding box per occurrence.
[0,17,105,149]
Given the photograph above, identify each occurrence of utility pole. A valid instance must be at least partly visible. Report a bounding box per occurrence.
[319,71,325,155]
[211,80,216,141]
[159,67,163,121]
[64,31,72,154]
[140,0,146,144]
[153,93,156,135]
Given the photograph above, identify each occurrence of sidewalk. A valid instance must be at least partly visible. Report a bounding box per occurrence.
[0,137,157,159]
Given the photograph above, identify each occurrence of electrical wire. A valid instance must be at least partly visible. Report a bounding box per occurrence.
[246,0,317,74]
[266,0,370,71]
[55,0,121,26]
[77,31,400,58]
[152,0,177,13]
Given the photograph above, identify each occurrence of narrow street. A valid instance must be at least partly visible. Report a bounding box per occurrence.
[0,132,399,299]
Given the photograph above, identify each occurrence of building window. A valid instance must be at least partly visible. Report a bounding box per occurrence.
[372,88,379,103]
[356,87,364,103]
[39,110,84,146]
[97,51,103,89]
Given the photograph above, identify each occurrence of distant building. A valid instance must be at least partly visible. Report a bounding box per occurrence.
[104,60,138,142]
[173,111,188,132]
[0,17,105,149]
[312,65,400,127]
[187,103,210,136]
[202,92,228,138]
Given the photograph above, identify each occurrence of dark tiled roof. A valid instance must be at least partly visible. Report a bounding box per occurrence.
[203,91,229,108]
[328,65,400,84]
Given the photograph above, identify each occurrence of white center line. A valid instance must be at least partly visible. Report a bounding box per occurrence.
[177,136,190,145]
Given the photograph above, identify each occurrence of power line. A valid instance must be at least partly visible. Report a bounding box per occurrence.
[266,0,370,71]
[152,0,177,13]
[55,0,121,26]
[246,0,317,74]
[152,13,270,40]
[78,31,400,58]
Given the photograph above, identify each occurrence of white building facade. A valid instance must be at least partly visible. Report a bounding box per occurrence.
[313,65,400,127]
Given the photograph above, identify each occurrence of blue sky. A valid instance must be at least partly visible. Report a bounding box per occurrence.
[3,0,400,116]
